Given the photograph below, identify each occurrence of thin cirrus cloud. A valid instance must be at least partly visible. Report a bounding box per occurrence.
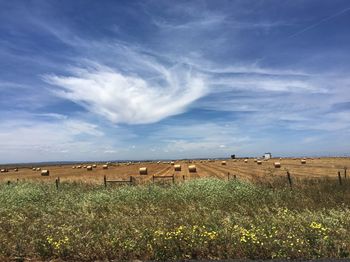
[45,60,208,125]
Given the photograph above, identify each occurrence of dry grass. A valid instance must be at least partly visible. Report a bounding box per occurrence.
[0,158,349,186]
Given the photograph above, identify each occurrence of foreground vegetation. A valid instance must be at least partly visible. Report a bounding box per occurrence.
[0,177,350,261]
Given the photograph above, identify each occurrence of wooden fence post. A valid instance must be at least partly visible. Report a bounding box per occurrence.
[7,181,10,186]
[55,177,59,190]
[183,175,185,181]
[287,171,292,189]
[104,175,107,188]
[338,171,342,185]
[172,174,175,184]
[344,167,347,179]
[233,174,237,180]
[227,172,230,181]
[152,175,155,183]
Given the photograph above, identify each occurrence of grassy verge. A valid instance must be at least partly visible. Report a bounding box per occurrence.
[0,178,350,261]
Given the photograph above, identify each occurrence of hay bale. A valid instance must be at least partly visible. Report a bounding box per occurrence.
[72,166,76,169]
[170,161,175,165]
[174,164,181,171]
[301,159,306,164]
[77,165,82,169]
[188,165,196,173]
[257,160,262,165]
[274,162,281,168]
[244,159,248,163]
[139,167,147,175]
[87,165,92,171]
[254,159,257,162]
[36,168,41,171]
[221,161,227,165]
[14,168,18,172]
[92,164,97,168]
[41,170,49,176]
[83,165,87,168]
[102,165,108,169]
[32,167,36,171]
[0,169,5,173]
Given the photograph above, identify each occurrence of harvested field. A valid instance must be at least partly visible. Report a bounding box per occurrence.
[0,157,349,185]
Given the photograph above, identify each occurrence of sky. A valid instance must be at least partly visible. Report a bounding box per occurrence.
[0,0,350,163]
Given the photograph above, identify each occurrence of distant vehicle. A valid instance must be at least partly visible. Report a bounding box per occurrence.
[231,154,235,159]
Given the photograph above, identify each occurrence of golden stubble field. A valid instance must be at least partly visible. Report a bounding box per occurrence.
[0,157,349,185]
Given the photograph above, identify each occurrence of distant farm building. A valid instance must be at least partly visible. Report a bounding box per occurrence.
[264,153,272,160]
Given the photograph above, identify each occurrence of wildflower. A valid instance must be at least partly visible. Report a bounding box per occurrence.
[310,222,322,229]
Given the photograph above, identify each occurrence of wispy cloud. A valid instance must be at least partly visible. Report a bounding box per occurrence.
[0,116,105,162]
[289,6,350,38]
[45,57,208,124]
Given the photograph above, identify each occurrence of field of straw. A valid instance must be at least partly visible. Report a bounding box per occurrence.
[1,157,349,185]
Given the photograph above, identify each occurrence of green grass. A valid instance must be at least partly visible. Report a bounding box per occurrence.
[0,178,350,261]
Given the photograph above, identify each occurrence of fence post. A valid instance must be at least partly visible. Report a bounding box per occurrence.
[344,167,347,179]
[338,171,342,185]
[7,181,10,186]
[104,175,107,188]
[130,176,134,185]
[183,175,185,181]
[233,174,237,180]
[287,171,292,189]
[152,175,155,183]
[172,174,175,184]
[227,172,230,181]
[55,177,59,190]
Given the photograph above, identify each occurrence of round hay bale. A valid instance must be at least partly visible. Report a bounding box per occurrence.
[244,159,248,163]
[36,168,41,171]
[72,166,76,169]
[274,162,281,168]
[221,161,227,165]
[188,165,196,173]
[41,170,49,176]
[174,164,181,171]
[92,164,97,168]
[257,160,262,165]
[32,167,36,171]
[102,165,108,169]
[0,169,5,173]
[77,165,82,169]
[301,159,306,164]
[14,168,18,172]
[83,165,87,168]
[87,165,92,171]
[170,161,175,165]
[254,159,257,162]
[139,167,147,175]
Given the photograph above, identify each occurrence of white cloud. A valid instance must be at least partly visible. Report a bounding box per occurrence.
[150,122,251,157]
[45,61,208,124]
[0,117,108,163]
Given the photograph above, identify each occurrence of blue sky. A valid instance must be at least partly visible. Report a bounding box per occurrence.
[1,0,350,163]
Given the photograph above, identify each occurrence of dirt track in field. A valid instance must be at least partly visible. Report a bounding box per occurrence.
[0,157,349,184]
